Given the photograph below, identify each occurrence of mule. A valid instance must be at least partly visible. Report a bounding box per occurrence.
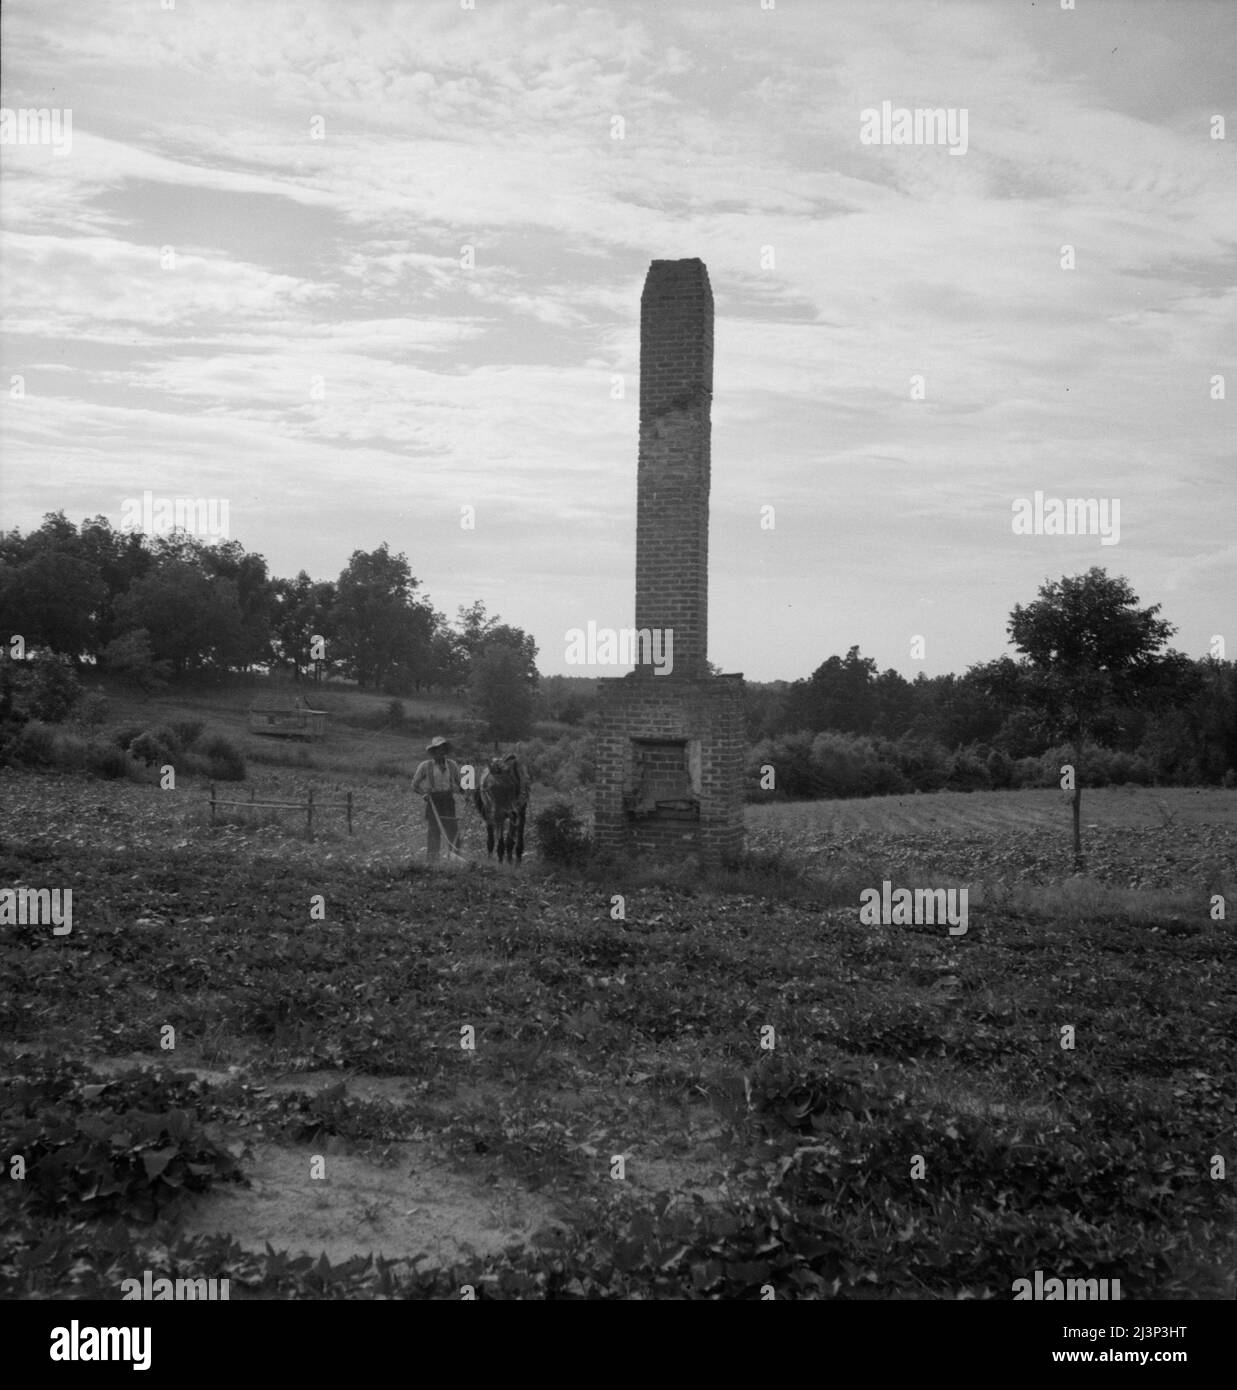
[475,753,529,864]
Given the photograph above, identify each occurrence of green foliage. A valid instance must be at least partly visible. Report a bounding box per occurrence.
[0,791,1232,1300]
[168,719,205,749]
[0,1060,244,1223]
[534,800,592,865]
[518,733,593,790]
[14,720,56,766]
[85,742,132,780]
[128,731,173,768]
[102,628,171,693]
[470,645,537,741]
[73,690,110,733]
[27,654,83,723]
[202,733,245,781]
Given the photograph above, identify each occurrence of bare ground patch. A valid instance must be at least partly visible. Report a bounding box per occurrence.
[178,1140,560,1268]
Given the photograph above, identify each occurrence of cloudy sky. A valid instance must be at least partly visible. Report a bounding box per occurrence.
[1,0,1232,681]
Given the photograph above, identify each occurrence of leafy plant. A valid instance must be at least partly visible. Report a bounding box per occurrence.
[27,654,83,724]
[203,733,245,781]
[534,800,592,865]
[0,1062,245,1224]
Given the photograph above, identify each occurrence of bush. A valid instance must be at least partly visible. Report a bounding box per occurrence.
[202,733,245,782]
[985,747,1014,789]
[944,745,992,791]
[52,732,91,771]
[516,734,592,792]
[113,724,144,752]
[73,690,109,733]
[168,719,205,750]
[15,721,56,766]
[101,628,170,693]
[86,742,131,779]
[151,724,186,753]
[128,731,173,767]
[534,800,592,865]
[28,655,83,723]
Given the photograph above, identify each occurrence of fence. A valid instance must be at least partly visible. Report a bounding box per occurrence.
[207,784,353,835]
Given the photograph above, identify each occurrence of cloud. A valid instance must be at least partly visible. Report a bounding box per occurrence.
[0,0,1233,678]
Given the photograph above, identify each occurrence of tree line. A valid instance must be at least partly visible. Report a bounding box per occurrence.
[0,513,538,732]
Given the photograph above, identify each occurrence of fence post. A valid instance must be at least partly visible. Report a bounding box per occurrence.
[307,787,314,839]
[346,790,353,835]
[209,783,216,827]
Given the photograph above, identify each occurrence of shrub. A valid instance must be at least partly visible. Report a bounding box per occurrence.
[28,655,83,723]
[86,742,131,779]
[515,734,592,792]
[202,733,245,781]
[386,699,405,729]
[892,737,950,792]
[945,745,992,792]
[113,724,144,752]
[747,731,818,799]
[534,800,592,865]
[16,720,56,766]
[985,747,1014,789]
[128,731,173,767]
[52,732,90,771]
[168,719,205,750]
[151,724,185,753]
[101,628,170,693]
[73,690,110,733]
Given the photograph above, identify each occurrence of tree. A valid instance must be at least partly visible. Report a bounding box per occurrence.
[784,646,878,734]
[271,572,337,680]
[101,629,171,694]
[455,601,539,685]
[333,545,435,690]
[27,653,83,722]
[115,561,246,677]
[1007,568,1175,868]
[0,512,108,658]
[470,645,537,742]
[197,539,274,671]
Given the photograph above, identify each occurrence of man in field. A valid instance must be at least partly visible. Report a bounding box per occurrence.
[412,736,462,862]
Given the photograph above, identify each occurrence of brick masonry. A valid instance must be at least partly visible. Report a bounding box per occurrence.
[594,258,745,866]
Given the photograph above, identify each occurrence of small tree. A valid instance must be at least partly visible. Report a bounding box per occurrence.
[102,629,171,695]
[469,645,536,743]
[1008,568,1174,869]
[28,653,83,723]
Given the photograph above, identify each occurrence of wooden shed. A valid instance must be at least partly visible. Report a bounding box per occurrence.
[247,695,327,742]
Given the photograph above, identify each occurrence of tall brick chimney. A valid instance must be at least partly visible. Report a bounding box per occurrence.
[635,258,713,680]
[592,257,745,867]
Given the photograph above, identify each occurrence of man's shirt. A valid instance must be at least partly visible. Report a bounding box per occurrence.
[413,758,461,795]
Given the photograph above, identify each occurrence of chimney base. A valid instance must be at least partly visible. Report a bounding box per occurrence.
[593,672,745,866]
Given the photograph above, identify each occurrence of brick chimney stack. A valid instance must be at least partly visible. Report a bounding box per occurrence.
[635,258,713,680]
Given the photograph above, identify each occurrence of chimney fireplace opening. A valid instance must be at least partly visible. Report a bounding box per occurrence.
[624,737,701,821]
